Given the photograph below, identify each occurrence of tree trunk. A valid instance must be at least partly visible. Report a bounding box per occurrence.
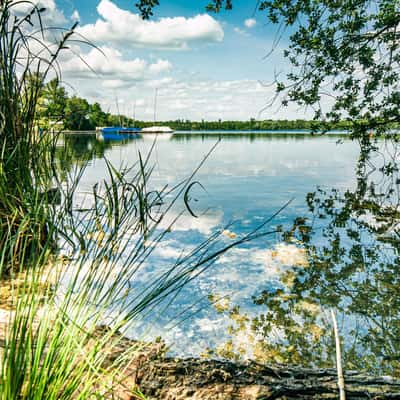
[117,352,400,400]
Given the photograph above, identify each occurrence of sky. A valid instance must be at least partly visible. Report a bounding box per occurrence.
[24,0,314,121]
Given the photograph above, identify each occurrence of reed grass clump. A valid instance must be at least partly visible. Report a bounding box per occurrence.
[0,144,279,398]
[0,0,78,275]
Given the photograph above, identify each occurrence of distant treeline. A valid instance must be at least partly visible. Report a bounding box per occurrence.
[37,78,354,131]
[138,119,352,131]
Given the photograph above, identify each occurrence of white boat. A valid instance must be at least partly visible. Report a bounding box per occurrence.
[140,88,174,138]
[141,126,174,133]
[140,126,173,140]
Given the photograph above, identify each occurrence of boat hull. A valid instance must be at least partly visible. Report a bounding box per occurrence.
[141,132,173,140]
[141,126,174,134]
[100,127,142,141]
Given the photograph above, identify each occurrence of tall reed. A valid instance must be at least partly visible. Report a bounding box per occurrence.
[0,0,78,274]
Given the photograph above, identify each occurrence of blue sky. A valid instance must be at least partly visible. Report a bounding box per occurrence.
[31,0,311,120]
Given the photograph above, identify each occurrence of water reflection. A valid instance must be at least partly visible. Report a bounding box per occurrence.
[209,138,400,376]
[54,131,399,376]
[172,131,346,143]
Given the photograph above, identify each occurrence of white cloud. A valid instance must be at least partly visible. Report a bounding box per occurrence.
[159,210,224,236]
[77,0,224,50]
[71,10,80,21]
[234,27,249,36]
[101,79,127,89]
[143,77,174,89]
[62,46,147,79]
[11,0,67,25]
[244,18,257,28]
[61,46,173,90]
[135,99,146,107]
[72,74,313,120]
[149,59,173,74]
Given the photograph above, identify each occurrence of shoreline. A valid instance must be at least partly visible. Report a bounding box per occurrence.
[60,129,350,137]
[1,305,399,399]
[103,328,400,400]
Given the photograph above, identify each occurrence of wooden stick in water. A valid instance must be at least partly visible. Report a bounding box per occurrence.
[331,309,346,400]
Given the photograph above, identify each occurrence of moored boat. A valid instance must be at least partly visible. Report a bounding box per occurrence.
[141,89,174,138]
[140,126,173,140]
[141,126,174,133]
[102,126,141,135]
[100,126,142,141]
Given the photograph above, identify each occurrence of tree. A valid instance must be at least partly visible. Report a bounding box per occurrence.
[41,78,68,121]
[260,1,399,139]
[64,96,92,130]
[88,102,108,128]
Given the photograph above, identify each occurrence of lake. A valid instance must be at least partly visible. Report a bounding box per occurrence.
[56,131,398,374]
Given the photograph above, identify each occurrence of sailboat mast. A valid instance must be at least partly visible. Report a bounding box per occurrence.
[153,88,158,123]
[115,97,122,126]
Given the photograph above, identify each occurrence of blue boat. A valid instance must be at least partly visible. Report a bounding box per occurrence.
[100,126,141,141]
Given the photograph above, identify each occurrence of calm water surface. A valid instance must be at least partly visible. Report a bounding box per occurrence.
[58,132,360,356]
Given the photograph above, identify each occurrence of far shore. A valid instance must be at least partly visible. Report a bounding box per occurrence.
[61,129,349,135]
